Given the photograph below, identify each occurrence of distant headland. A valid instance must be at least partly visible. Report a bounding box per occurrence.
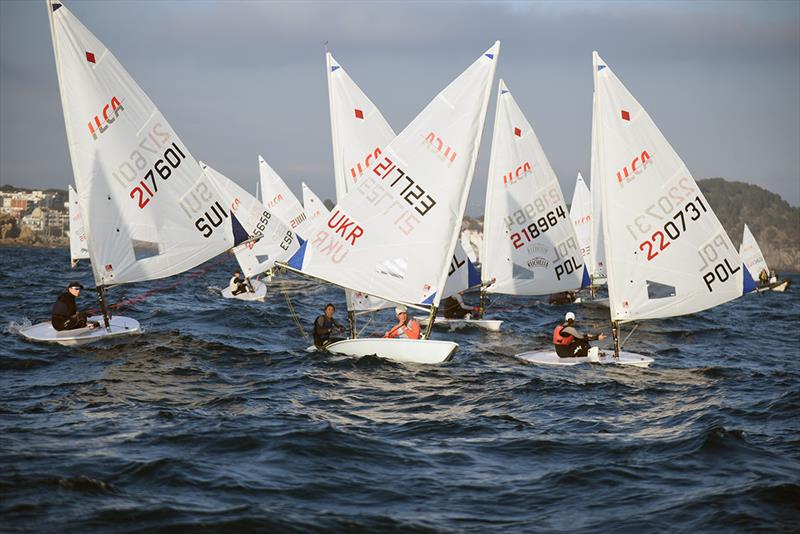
[1,179,797,272]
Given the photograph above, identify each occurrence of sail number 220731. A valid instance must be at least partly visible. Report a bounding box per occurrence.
[638,196,707,261]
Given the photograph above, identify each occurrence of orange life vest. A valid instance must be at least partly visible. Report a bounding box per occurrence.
[553,323,574,346]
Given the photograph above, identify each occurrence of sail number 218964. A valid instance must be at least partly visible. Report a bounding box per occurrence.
[510,206,567,249]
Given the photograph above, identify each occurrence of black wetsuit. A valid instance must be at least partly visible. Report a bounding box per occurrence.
[313,315,344,349]
[51,291,88,331]
[442,295,471,319]
[554,323,599,358]
[230,275,248,296]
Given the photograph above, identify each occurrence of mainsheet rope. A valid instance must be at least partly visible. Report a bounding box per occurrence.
[87,252,232,315]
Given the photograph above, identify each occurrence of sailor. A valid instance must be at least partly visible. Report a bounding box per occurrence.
[442,291,479,320]
[384,305,421,339]
[548,291,578,305]
[51,281,97,331]
[553,311,605,358]
[313,303,345,349]
[229,270,249,295]
[769,269,778,284]
[758,269,769,286]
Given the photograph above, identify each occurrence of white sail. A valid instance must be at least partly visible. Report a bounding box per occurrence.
[301,182,329,229]
[68,185,89,265]
[327,52,397,312]
[326,52,478,311]
[739,224,768,278]
[290,43,500,308]
[461,232,478,264]
[569,173,593,272]
[258,155,311,238]
[590,54,608,282]
[48,0,237,286]
[201,162,299,278]
[327,52,398,202]
[594,51,755,323]
[482,79,586,296]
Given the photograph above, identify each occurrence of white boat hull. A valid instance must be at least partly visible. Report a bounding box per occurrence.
[515,347,653,368]
[326,338,458,364]
[221,280,267,301]
[756,279,791,293]
[18,315,141,347]
[414,315,503,332]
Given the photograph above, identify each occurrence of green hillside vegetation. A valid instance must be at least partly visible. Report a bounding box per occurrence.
[699,178,799,272]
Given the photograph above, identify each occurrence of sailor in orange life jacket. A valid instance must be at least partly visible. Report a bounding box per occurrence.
[553,311,606,358]
[384,305,421,339]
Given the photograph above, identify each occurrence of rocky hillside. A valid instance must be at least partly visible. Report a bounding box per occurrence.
[698,178,799,272]
[461,178,799,272]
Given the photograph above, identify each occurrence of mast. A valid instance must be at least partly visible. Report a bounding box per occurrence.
[347,310,356,338]
[96,285,111,329]
[423,306,437,339]
[611,320,620,359]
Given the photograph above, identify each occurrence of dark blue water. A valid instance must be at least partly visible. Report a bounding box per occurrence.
[2,246,799,531]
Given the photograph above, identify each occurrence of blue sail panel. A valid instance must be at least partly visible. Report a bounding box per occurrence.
[231,213,249,246]
[287,240,307,270]
[743,264,757,293]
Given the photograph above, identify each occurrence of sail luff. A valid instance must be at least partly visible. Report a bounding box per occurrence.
[590,51,607,282]
[48,1,100,283]
[326,52,347,202]
[481,78,504,287]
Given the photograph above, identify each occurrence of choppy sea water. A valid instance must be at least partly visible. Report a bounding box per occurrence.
[1,246,799,532]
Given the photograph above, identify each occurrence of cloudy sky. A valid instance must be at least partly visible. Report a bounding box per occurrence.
[1,0,798,214]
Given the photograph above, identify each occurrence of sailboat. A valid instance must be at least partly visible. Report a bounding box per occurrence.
[325,51,492,333]
[568,172,609,307]
[201,161,299,301]
[740,224,790,292]
[281,43,501,364]
[20,1,250,345]
[569,173,592,278]
[258,155,311,238]
[480,79,589,320]
[517,51,756,367]
[301,182,328,229]
[67,184,89,268]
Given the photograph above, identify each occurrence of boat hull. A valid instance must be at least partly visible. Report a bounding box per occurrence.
[756,279,791,293]
[222,280,267,301]
[326,338,458,364]
[19,315,141,347]
[515,348,653,368]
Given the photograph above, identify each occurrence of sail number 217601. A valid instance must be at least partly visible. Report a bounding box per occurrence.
[130,142,186,209]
